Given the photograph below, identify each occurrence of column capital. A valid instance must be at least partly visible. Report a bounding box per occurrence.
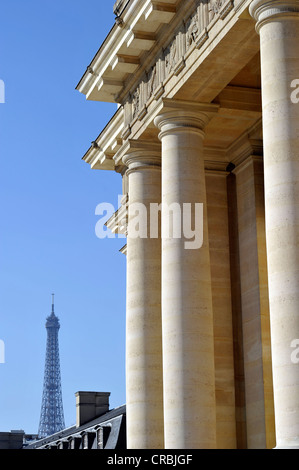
[122,139,161,173]
[250,0,299,33]
[154,99,219,140]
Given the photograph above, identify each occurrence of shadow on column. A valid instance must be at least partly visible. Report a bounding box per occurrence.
[226,170,247,449]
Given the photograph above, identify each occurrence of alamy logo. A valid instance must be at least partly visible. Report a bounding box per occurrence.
[290,79,299,104]
[95,197,204,250]
[0,80,5,103]
[0,340,5,364]
[291,339,299,364]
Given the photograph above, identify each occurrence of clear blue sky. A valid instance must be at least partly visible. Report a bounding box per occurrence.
[0,0,127,433]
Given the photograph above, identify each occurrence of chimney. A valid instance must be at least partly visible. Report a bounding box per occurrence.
[75,392,110,428]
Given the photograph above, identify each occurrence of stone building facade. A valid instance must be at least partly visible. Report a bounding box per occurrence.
[76,0,299,449]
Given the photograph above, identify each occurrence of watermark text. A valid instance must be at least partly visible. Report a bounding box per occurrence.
[291,339,299,364]
[95,198,204,250]
[0,80,5,103]
[290,79,299,104]
[0,340,5,364]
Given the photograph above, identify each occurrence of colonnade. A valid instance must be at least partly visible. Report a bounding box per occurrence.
[123,1,299,449]
[250,0,299,449]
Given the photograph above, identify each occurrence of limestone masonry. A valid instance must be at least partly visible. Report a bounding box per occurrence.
[76,0,299,449]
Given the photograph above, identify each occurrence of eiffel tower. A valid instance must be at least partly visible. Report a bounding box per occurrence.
[38,294,65,438]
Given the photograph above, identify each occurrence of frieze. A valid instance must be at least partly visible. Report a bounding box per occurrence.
[186,9,200,48]
[165,38,178,76]
[126,0,234,128]
[132,86,141,120]
[219,0,234,19]
[147,63,158,97]
[208,0,225,21]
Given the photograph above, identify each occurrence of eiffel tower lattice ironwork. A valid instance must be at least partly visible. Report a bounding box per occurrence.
[38,294,65,438]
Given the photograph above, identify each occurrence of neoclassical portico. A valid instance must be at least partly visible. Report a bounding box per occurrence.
[77,0,299,449]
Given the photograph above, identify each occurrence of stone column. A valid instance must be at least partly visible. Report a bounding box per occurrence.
[250,0,299,449]
[234,155,275,449]
[122,142,164,449]
[205,169,237,449]
[155,100,218,449]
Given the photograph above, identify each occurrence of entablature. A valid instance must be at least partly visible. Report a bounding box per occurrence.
[76,0,251,104]
[76,0,180,103]
[82,95,262,175]
[81,0,262,176]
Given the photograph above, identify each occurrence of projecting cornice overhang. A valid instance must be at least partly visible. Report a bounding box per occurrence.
[76,0,253,105]
[76,0,179,103]
[82,106,125,171]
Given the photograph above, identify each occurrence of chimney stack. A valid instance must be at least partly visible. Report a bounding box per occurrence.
[75,392,110,427]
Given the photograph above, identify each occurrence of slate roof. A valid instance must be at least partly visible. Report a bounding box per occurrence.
[25,405,126,449]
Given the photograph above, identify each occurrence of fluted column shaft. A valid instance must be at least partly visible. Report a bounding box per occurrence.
[155,102,218,449]
[250,0,299,449]
[123,144,164,449]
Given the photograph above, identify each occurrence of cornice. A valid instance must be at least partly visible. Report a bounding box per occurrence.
[82,106,124,170]
[82,90,262,171]
[119,244,127,255]
[113,0,131,18]
[80,0,262,174]
[76,0,243,105]
[76,0,180,103]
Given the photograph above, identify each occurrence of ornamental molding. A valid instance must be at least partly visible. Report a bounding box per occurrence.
[218,0,234,19]
[250,0,299,32]
[124,0,235,130]
[77,0,239,106]
[80,0,264,174]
